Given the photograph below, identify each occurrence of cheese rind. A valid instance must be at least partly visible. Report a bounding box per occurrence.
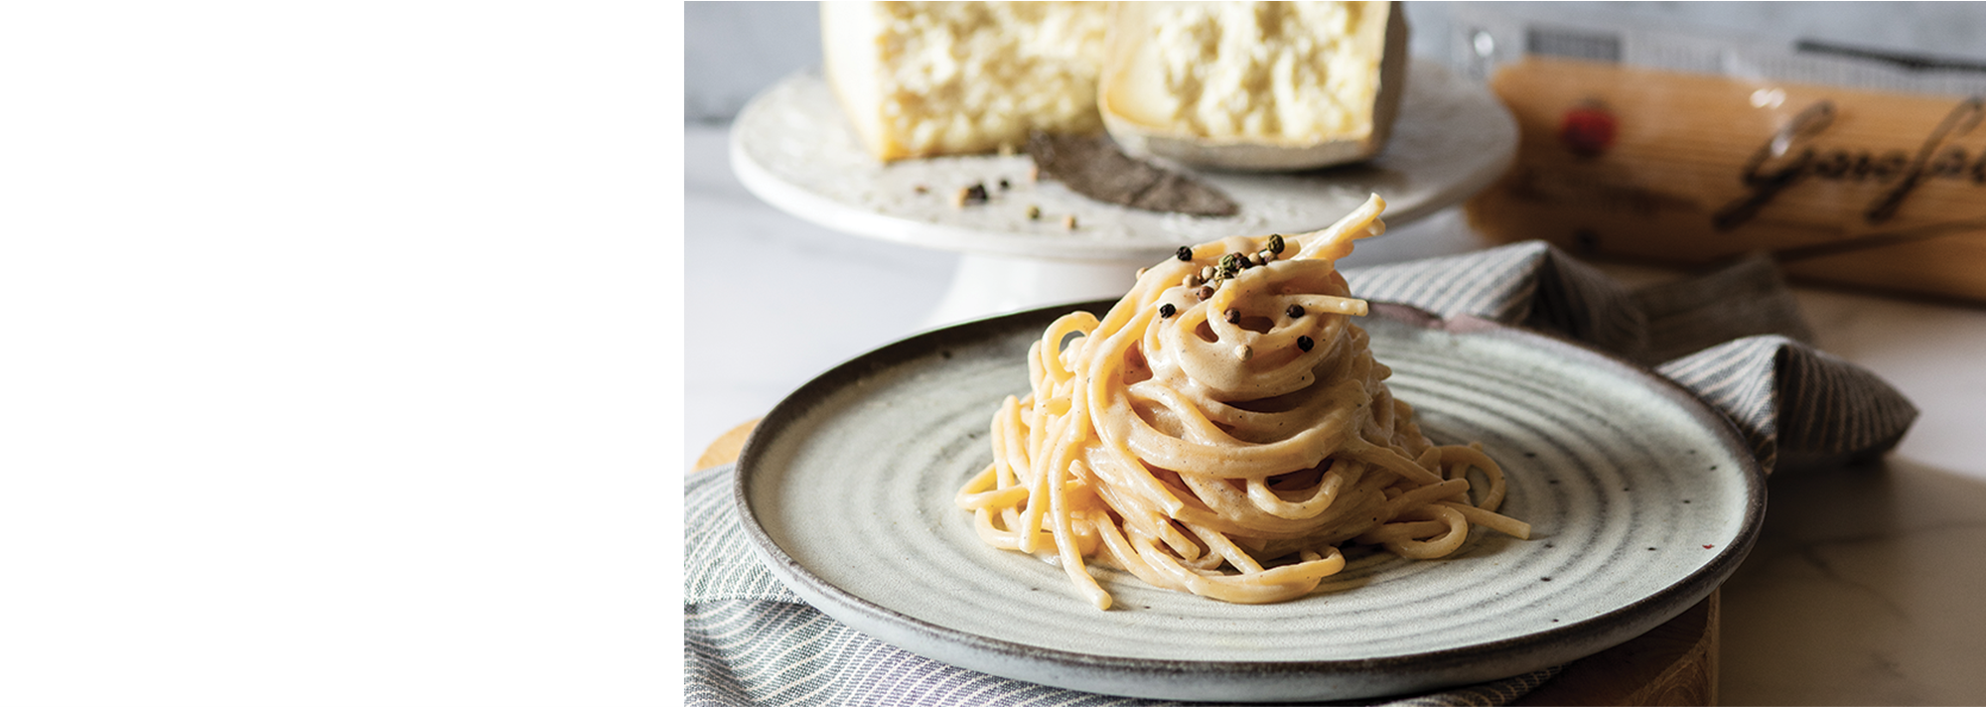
[821,1,1111,162]
[1100,1,1407,171]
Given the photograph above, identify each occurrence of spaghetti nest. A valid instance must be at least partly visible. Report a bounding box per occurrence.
[955,195,1530,610]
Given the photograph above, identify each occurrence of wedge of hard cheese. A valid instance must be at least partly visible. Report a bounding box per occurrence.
[820,1,1111,162]
[1100,1,1407,172]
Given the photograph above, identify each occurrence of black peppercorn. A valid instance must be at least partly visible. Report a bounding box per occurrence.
[1159,303,1176,318]
[1297,335,1315,352]
[1286,304,1305,319]
[954,183,989,207]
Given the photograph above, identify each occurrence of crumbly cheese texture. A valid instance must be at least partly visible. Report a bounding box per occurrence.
[1111,1,1390,142]
[822,2,1110,161]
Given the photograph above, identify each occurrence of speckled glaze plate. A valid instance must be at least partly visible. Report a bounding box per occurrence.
[735,302,1764,703]
[730,59,1515,262]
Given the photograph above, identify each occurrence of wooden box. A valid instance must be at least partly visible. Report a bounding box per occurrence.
[1462,37,1986,302]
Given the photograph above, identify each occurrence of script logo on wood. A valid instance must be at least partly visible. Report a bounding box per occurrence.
[1715,97,1986,230]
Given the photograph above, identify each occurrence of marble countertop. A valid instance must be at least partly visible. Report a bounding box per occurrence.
[684,121,1986,705]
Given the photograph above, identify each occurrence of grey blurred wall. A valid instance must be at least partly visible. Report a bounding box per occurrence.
[685,1,1986,124]
[685,2,824,123]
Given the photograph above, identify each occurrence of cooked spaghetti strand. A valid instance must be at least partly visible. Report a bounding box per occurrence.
[963,195,1528,608]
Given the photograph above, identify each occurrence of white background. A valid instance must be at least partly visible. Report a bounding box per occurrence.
[1,3,676,705]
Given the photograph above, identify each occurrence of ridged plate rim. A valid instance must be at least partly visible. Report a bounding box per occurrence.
[733,301,1765,702]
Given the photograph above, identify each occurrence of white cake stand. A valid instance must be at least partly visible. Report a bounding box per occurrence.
[730,58,1517,325]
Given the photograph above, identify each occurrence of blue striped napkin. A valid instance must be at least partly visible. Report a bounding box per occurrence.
[685,240,1917,706]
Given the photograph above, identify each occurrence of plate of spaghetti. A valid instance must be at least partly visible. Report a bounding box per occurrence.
[733,196,1764,702]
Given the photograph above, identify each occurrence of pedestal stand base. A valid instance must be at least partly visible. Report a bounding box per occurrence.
[927,253,1150,327]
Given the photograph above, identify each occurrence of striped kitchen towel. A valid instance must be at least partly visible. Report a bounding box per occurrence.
[685,241,1916,706]
[1345,241,1917,473]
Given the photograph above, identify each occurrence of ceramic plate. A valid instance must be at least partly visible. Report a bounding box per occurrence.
[729,59,1515,262]
[734,302,1764,702]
